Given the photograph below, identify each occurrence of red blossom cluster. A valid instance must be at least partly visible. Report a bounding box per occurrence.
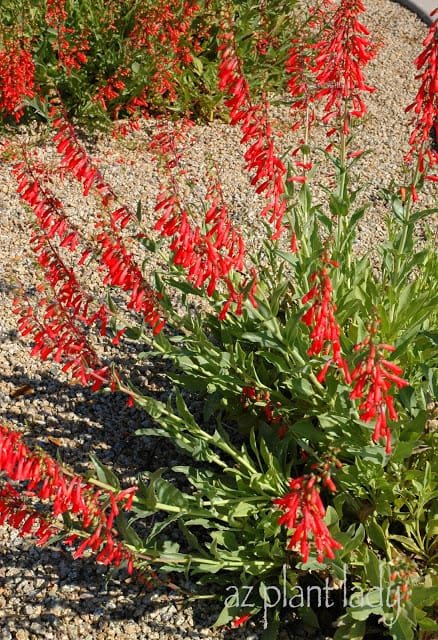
[156,181,242,285]
[127,0,201,104]
[312,0,377,134]
[0,425,138,571]
[10,109,166,389]
[149,117,195,170]
[286,32,316,133]
[45,0,89,73]
[405,12,438,182]
[1,482,56,544]
[155,176,256,319]
[12,247,112,390]
[218,28,287,238]
[240,386,287,437]
[310,453,343,493]
[301,253,351,383]
[274,473,342,563]
[389,563,414,605]
[301,258,407,454]
[285,0,377,137]
[151,121,257,319]
[50,107,165,331]
[13,155,79,247]
[0,37,36,122]
[92,72,128,113]
[12,156,114,389]
[350,323,408,454]
[51,106,115,201]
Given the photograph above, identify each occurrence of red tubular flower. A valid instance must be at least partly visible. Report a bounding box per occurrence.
[274,474,342,563]
[240,386,287,436]
[0,425,138,571]
[405,14,438,180]
[232,613,251,628]
[350,324,408,453]
[9,154,119,389]
[13,159,80,248]
[301,253,350,383]
[218,27,287,237]
[12,116,164,376]
[311,0,377,135]
[154,177,246,310]
[0,483,58,545]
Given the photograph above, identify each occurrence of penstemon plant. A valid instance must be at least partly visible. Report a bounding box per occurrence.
[1,1,438,639]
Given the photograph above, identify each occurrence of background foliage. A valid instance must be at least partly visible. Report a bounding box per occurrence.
[0,0,297,127]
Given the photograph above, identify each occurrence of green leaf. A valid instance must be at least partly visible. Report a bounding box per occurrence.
[426,516,438,538]
[299,605,320,628]
[325,505,340,527]
[340,523,365,556]
[333,619,366,640]
[144,513,181,544]
[388,614,415,640]
[89,454,121,491]
[192,56,204,75]
[115,513,143,548]
[299,182,311,212]
[348,602,383,621]
[136,199,142,222]
[410,585,438,607]
[241,331,283,349]
[364,548,383,586]
[261,614,280,640]
[329,194,349,217]
[388,535,421,555]
[410,207,438,223]
[227,501,257,522]
[153,477,190,509]
[422,330,438,346]
[417,614,438,631]
[257,351,289,373]
[366,520,390,558]
[391,196,405,222]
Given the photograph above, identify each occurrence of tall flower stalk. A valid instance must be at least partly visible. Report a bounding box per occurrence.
[9,106,165,390]
[151,118,256,319]
[218,22,288,239]
[289,0,377,258]
[0,2,437,636]
[301,252,351,383]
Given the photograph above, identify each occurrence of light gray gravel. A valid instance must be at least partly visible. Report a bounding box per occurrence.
[0,1,437,639]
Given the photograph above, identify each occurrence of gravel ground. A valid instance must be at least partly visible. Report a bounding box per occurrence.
[0,1,437,639]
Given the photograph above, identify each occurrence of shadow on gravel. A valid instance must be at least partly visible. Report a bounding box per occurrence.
[0,354,178,476]
[0,540,246,639]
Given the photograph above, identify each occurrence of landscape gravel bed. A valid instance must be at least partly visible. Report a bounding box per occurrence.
[0,1,437,638]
